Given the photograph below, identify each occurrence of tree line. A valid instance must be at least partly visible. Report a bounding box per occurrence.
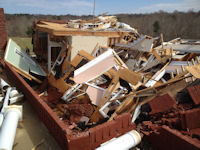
[5,11,200,41]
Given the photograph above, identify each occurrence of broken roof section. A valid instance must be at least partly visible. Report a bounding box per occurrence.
[33,15,140,73]
[35,15,139,37]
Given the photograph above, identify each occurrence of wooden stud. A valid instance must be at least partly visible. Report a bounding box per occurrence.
[192,58,195,65]
[196,56,200,64]
[152,49,162,62]
[181,65,185,72]
[129,97,139,114]
[170,72,174,79]
[90,75,119,123]
[187,61,191,66]
[176,68,179,76]
[7,62,42,83]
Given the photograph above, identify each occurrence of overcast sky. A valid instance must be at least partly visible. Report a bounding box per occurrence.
[1,0,200,15]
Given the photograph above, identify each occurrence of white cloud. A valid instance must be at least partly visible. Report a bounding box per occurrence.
[20,0,92,8]
[136,0,200,13]
[0,0,93,14]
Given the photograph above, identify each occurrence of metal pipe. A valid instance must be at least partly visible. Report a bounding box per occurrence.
[96,130,141,150]
[0,107,22,150]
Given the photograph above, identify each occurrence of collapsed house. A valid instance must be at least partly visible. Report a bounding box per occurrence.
[1,10,200,150]
[32,16,139,72]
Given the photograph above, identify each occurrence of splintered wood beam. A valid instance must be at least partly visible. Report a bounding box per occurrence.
[62,45,72,73]
[8,62,42,84]
[90,75,119,123]
[170,72,174,79]
[118,68,142,86]
[196,56,200,64]
[110,74,191,102]
[36,24,123,37]
[152,49,162,62]
[52,31,121,37]
[48,74,71,94]
[109,95,135,121]
[129,97,139,114]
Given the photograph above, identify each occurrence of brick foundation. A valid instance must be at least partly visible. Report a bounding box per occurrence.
[0,8,8,51]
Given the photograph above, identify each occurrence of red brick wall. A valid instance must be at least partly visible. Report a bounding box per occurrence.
[0,8,8,51]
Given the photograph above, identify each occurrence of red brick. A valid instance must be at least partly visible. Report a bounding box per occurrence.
[162,117,181,129]
[68,132,90,150]
[102,124,110,141]
[187,85,200,105]
[108,120,118,137]
[190,128,200,138]
[180,108,200,130]
[146,125,200,150]
[0,8,8,51]
[148,94,176,115]
[5,62,136,150]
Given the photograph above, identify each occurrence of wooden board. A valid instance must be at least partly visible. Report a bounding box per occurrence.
[118,68,142,85]
[186,64,200,78]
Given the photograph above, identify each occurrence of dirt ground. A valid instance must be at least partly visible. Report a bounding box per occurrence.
[13,100,61,150]
[0,72,61,150]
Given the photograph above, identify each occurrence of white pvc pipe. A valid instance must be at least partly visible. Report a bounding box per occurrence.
[9,89,19,98]
[0,97,4,103]
[96,130,141,150]
[9,94,24,105]
[1,87,12,113]
[0,79,10,91]
[0,108,22,150]
[0,114,3,127]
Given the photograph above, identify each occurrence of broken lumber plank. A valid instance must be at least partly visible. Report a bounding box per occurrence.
[118,68,142,86]
[110,74,192,102]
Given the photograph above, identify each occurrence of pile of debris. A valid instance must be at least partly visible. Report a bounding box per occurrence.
[2,13,200,150]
